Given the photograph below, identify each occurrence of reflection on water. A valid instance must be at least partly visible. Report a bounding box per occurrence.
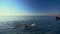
[0,16,60,34]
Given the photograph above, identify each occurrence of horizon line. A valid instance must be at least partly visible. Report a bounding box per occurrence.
[0,14,59,16]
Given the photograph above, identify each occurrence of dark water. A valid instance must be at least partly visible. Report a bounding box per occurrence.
[0,16,60,34]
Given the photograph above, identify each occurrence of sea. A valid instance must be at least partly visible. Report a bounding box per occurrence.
[0,16,60,34]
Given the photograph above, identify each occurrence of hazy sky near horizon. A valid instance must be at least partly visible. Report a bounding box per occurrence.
[0,0,60,16]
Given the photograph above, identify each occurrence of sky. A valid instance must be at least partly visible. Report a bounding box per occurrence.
[0,0,60,16]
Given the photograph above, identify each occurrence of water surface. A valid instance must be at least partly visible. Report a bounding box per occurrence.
[0,16,60,34]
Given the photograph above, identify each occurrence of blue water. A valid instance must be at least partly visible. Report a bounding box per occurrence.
[0,16,60,34]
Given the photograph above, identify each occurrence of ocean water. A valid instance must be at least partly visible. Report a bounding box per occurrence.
[0,16,60,34]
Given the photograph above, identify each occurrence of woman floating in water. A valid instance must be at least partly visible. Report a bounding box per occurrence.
[11,22,36,29]
[22,22,36,28]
